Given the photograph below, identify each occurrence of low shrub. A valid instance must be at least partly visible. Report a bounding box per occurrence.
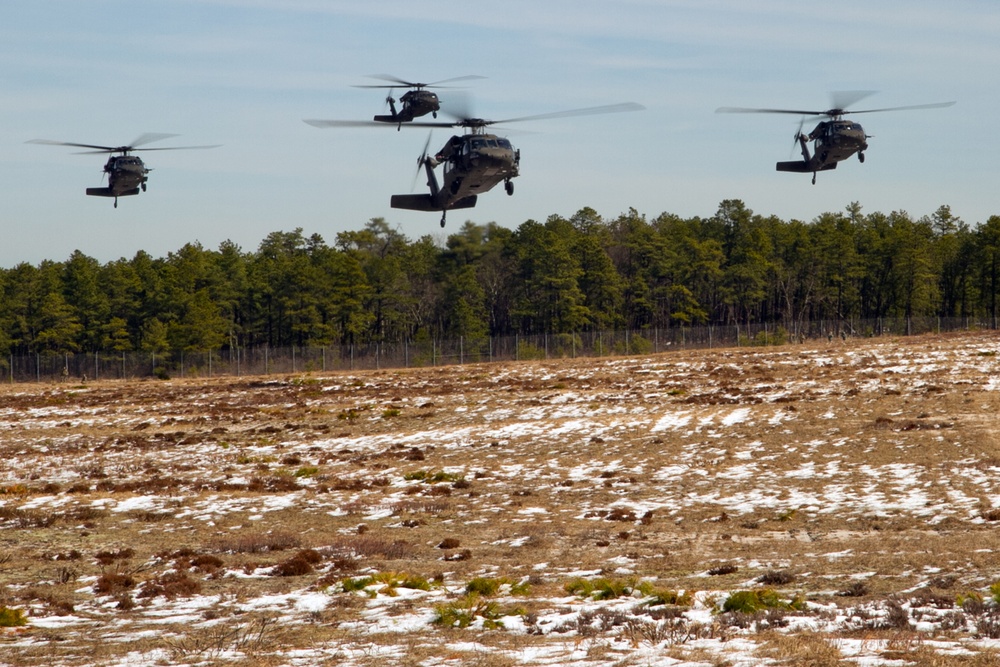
[722,589,804,613]
[0,607,28,627]
[433,594,524,630]
[564,577,653,601]
[465,577,530,597]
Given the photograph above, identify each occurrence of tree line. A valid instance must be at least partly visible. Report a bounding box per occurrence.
[2,199,999,357]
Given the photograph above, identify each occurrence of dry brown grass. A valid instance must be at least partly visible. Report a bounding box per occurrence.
[1,331,1000,665]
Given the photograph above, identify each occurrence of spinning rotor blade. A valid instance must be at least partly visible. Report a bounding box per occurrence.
[27,139,118,152]
[305,101,645,131]
[126,144,221,152]
[412,132,433,191]
[789,117,806,158]
[716,106,828,116]
[128,132,180,148]
[28,134,217,154]
[476,102,646,126]
[354,74,485,90]
[718,90,954,118]
[830,90,877,112]
[839,101,956,115]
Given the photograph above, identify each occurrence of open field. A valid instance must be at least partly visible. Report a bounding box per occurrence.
[2,331,1000,666]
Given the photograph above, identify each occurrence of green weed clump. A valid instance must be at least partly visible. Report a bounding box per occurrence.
[722,589,805,614]
[465,577,530,597]
[433,594,525,630]
[564,577,653,601]
[647,588,695,607]
[341,576,374,593]
[403,470,463,484]
[338,572,432,597]
[0,606,28,627]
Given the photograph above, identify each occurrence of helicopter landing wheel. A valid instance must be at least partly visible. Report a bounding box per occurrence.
[114,199,118,208]
[141,182,146,192]
[858,152,865,163]
[433,112,438,118]
[811,173,817,185]
[440,212,446,228]
[505,180,514,196]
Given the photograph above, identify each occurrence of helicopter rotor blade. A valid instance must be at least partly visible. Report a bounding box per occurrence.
[483,102,646,126]
[425,75,486,88]
[306,101,645,132]
[716,106,827,116]
[829,90,878,112]
[840,101,956,115]
[127,144,221,152]
[789,117,806,158]
[128,133,180,149]
[718,93,954,119]
[354,74,485,90]
[412,132,433,191]
[28,134,216,154]
[26,139,117,152]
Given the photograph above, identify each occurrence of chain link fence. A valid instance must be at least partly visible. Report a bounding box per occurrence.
[3,317,995,383]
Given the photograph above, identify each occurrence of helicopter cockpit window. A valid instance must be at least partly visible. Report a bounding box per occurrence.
[497,139,512,149]
[486,139,498,148]
[470,138,486,150]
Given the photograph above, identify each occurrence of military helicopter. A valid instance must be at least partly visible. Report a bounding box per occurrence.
[305,101,644,226]
[27,133,220,207]
[716,91,955,184]
[353,74,485,128]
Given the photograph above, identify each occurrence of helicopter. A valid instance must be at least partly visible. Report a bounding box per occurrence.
[716,91,955,184]
[305,101,645,227]
[27,133,220,207]
[353,74,485,128]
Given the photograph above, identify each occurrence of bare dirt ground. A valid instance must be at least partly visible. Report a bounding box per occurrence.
[2,331,1000,666]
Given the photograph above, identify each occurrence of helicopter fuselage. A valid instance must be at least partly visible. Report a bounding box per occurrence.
[374,89,441,124]
[104,155,149,194]
[391,132,520,225]
[86,154,149,202]
[437,133,519,200]
[806,119,868,166]
[776,119,869,183]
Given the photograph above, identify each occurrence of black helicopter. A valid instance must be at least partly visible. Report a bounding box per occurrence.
[305,102,644,226]
[716,91,955,184]
[354,74,485,128]
[27,133,220,207]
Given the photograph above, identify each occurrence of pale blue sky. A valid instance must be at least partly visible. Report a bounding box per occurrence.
[2,1,995,266]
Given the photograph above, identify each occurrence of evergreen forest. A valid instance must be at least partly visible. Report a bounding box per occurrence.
[2,200,999,359]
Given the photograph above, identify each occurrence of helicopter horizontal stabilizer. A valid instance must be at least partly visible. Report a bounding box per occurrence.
[390,194,477,212]
[373,115,400,123]
[86,187,141,197]
[775,161,837,173]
